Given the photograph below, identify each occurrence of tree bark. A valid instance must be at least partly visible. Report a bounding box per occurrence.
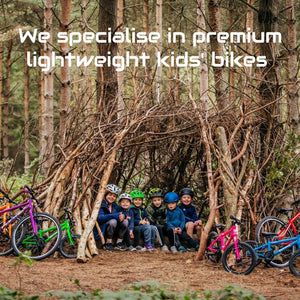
[59,0,71,145]
[41,0,55,175]
[24,41,30,173]
[156,0,162,104]
[3,39,13,161]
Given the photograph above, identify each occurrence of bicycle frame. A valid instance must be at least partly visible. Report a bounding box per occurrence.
[253,235,300,260]
[277,211,300,238]
[0,202,13,235]
[208,224,241,259]
[0,199,38,235]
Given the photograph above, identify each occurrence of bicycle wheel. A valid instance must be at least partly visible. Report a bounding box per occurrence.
[255,216,295,268]
[59,234,80,258]
[206,231,222,263]
[0,216,23,256]
[11,213,62,260]
[289,250,300,277]
[255,216,294,244]
[222,242,256,275]
[244,240,262,266]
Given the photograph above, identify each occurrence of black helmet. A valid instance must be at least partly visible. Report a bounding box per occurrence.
[148,188,164,198]
[179,188,194,198]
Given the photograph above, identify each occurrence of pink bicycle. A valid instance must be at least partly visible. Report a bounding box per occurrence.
[206,215,256,275]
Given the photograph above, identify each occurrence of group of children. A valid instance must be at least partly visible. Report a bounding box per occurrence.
[93,184,202,253]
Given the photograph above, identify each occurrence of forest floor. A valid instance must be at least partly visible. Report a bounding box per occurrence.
[0,250,299,299]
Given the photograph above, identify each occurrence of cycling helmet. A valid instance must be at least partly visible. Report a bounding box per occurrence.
[130,190,144,199]
[179,188,194,198]
[148,188,164,198]
[118,193,132,203]
[164,192,179,203]
[106,184,120,195]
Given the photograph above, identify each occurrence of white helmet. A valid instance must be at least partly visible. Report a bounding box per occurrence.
[118,193,132,203]
[106,184,120,195]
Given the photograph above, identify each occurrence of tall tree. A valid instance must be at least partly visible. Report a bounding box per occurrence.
[3,38,13,161]
[24,41,30,173]
[97,0,118,117]
[156,0,162,104]
[41,0,55,175]
[59,0,71,145]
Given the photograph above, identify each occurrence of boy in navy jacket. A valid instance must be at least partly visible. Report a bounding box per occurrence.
[178,188,202,248]
[165,192,198,253]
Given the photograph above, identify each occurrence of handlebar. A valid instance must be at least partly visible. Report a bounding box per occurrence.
[24,185,41,206]
[292,199,300,206]
[0,188,18,205]
[230,215,244,226]
[63,207,74,223]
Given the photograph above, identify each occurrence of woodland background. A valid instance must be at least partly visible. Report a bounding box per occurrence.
[0,0,299,261]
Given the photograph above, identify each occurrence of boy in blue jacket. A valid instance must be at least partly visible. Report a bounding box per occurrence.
[130,190,156,251]
[94,184,126,252]
[178,188,202,249]
[165,192,198,253]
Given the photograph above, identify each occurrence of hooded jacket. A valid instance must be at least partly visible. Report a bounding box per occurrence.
[145,202,167,225]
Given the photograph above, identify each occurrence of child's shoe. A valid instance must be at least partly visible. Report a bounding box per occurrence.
[145,244,156,251]
[127,245,136,251]
[104,242,114,252]
[161,245,169,251]
[115,242,127,251]
[136,245,146,251]
[170,246,178,253]
[178,246,187,253]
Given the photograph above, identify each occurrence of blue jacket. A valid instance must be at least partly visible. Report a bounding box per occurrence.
[93,200,121,240]
[119,207,134,231]
[130,206,149,226]
[178,203,199,223]
[167,206,185,230]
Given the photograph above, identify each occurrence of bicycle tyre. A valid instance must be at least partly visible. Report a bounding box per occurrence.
[206,231,221,263]
[222,242,256,275]
[255,216,295,268]
[11,213,62,260]
[289,250,300,277]
[244,240,262,266]
[59,234,81,258]
[255,216,294,244]
[0,216,23,256]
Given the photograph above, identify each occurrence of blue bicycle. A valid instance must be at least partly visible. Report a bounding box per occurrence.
[245,232,300,268]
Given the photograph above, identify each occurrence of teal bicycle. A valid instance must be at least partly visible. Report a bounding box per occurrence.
[59,207,80,258]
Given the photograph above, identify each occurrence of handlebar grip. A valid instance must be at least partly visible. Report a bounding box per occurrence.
[0,188,9,200]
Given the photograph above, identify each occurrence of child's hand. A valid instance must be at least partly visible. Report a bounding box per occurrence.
[139,220,146,225]
[130,230,134,239]
[144,218,150,225]
[119,213,125,222]
[195,220,202,227]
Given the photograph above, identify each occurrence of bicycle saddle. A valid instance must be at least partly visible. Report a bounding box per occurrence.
[216,223,226,230]
[278,208,293,214]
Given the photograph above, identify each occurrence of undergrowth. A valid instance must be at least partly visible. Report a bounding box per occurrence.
[0,280,265,300]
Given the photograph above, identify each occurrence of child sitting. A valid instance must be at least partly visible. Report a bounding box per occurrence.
[165,192,198,253]
[94,184,126,252]
[178,188,202,250]
[130,190,156,251]
[146,188,171,251]
[117,193,134,251]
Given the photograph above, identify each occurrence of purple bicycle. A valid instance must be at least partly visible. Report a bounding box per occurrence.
[0,185,62,260]
[206,215,256,275]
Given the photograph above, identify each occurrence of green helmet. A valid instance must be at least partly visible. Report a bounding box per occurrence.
[130,190,144,200]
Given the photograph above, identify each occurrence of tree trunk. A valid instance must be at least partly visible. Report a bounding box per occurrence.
[3,39,13,161]
[59,0,71,145]
[38,45,44,164]
[286,0,299,135]
[97,0,118,117]
[0,41,3,160]
[208,0,230,114]
[156,0,162,104]
[197,0,209,114]
[24,41,30,173]
[41,0,55,175]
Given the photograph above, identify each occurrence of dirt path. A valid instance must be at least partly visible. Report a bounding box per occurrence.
[0,251,299,299]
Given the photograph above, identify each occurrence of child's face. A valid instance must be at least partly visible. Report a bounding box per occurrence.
[120,199,131,210]
[152,197,163,208]
[106,192,117,204]
[181,195,192,206]
[167,202,177,210]
[133,198,143,208]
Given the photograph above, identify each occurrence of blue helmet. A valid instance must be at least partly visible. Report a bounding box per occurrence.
[164,192,179,203]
